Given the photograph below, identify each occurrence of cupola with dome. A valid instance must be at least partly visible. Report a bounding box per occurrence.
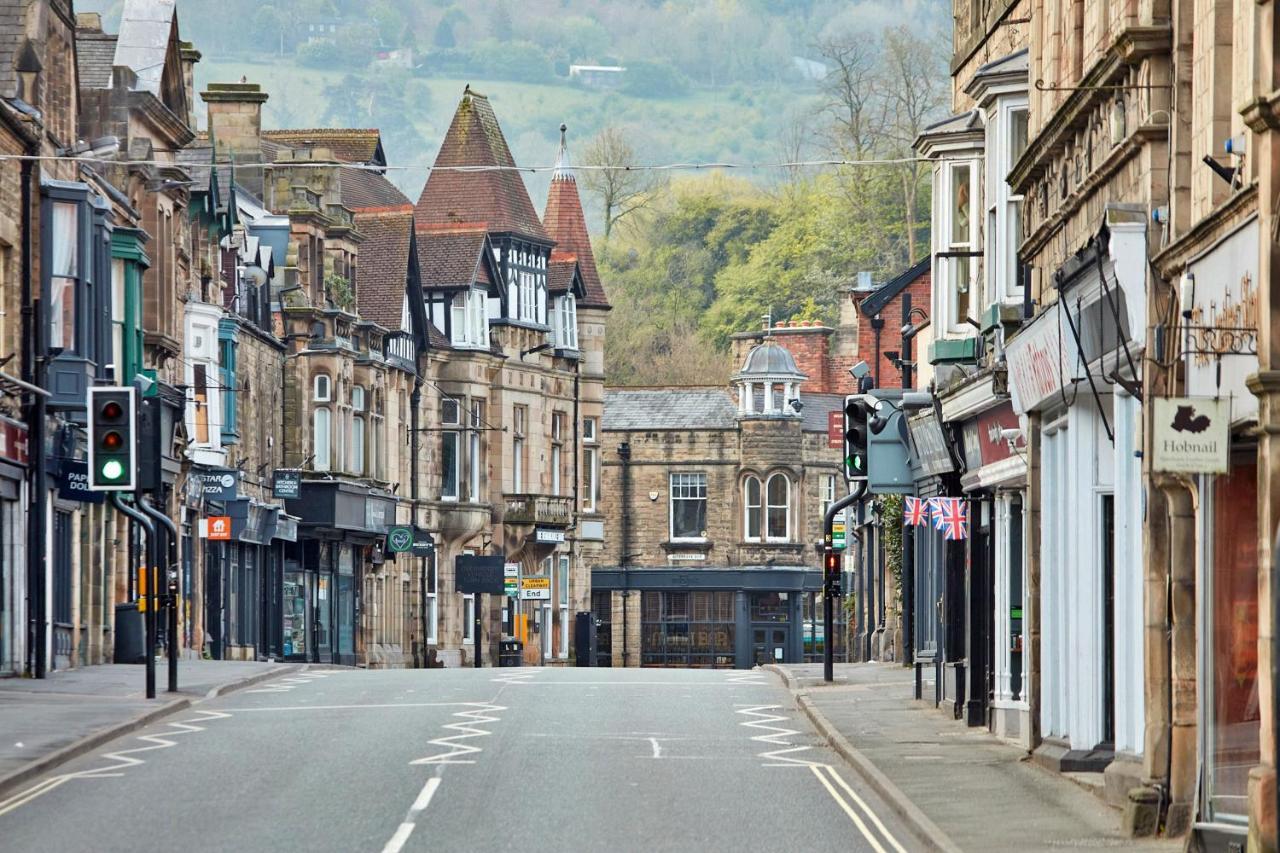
[732,339,807,416]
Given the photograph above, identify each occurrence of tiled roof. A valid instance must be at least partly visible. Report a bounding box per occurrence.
[426,322,450,349]
[354,210,413,331]
[415,88,549,241]
[857,256,931,317]
[76,29,118,90]
[415,226,492,291]
[604,388,738,430]
[801,394,847,433]
[262,128,385,165]
[341,168,412,212]
[543,139,608,307]
[547,251,583,296]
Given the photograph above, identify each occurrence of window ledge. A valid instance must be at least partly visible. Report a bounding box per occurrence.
[661,539,713,553]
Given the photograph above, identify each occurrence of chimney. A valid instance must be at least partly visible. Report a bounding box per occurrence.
[75,12,103,31]
[200,81,267,160]
[179,42,202,130]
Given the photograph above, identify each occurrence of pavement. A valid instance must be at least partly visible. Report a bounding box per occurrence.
[769,662,1183,853]
[0,659,298,799]
[0,666,918,852]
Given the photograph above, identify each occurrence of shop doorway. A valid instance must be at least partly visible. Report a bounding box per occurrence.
[752,626,788,665]
[283,566,309,660]
[316,573,333,662]
[1101,494,1116,747]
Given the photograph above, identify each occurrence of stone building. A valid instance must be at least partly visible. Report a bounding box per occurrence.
[592,336,847,668]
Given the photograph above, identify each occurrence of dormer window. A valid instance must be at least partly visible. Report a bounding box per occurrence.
[553,294,578,349]
[450,288,488,348]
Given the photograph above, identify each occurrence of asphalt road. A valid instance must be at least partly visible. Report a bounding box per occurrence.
[0,666,914,852]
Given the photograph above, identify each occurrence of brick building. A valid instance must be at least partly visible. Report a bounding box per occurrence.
[592,336,847,668]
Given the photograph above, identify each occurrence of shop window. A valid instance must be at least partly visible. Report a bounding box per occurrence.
[743,475,762,541]
[641,590,734,668]
[766,473,790,542]
[670,472,707,541]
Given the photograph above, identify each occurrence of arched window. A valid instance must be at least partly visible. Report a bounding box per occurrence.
[313,373,331,402]
[743,475,762,541]
[313,407,331,472]
[766,473,790,541]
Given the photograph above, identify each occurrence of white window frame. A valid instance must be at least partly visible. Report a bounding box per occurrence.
[450,288,489,349]
[513,405,526,494]
[582,416,598,512]
[743,475,762,542]
[469,400,484,503]
[933,157,982,336]
[426,556,438,644]
[554,294,578,349]
[462,593,475,644]
[557,554,570,660]
[313,373,331,402]
[351,386,366,476]
[820,474,837,518]
[669,472,708,542]
[765,473,790,542]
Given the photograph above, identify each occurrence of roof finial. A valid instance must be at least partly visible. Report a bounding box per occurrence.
[553,123,572,181]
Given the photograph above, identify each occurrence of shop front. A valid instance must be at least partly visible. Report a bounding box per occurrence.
[0,418,27,676]
[284,481,395,666]
[1180,216,1261,845]
[1005,222,1146,783]
[590,566,836,669]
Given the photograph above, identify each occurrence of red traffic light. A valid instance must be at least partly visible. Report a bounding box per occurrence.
[823,550,840,572]
[101,430,124,451]
[101,400,123,420]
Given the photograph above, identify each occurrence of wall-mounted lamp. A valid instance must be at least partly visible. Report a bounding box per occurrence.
[1179,273,1195,319]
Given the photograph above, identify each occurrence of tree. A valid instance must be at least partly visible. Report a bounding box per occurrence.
[814,35,882,160]
[579,127,665,244]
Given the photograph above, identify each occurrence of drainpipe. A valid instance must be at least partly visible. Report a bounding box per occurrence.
[617,440,631,666]
[571,360,580,619]
[871,315,883,387]
[20,143,47,679]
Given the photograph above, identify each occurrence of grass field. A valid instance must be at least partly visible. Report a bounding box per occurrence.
[196,58,820,203]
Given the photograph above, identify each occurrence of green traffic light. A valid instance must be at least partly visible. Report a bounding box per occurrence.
[101,459,125,481]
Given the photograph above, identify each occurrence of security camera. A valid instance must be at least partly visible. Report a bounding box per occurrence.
[849,360,871,380]
[788,398,804,413]
[1000,427,1025,447]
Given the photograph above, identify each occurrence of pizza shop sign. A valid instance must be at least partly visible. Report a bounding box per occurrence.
[1152,397,1229,474]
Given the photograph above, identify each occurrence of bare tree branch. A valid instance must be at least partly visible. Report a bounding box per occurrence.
[579,127,665,244]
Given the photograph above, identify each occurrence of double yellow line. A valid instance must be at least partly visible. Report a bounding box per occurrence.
[810,763,908,853]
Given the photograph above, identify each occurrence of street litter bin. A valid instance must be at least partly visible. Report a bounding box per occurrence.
[114,602,145,663]
[499,639,523,667]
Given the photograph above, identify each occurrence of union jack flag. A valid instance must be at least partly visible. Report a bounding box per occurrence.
[903,497,927,526]
[937,498,969,541]
[929,497,947,531]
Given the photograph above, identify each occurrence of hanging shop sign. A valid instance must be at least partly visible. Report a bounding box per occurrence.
[1152,397,1230,474]
[412,528,435,556]
[386,526,414,554]
[907,411,957,477]
[272,470,301,500]
[57,460,105,504]
[203,516,232,541]
[195,468,239,501]
[0,418,29,466]
[520,576,552,601]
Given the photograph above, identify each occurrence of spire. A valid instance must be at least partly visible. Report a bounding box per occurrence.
[553,123,573,182]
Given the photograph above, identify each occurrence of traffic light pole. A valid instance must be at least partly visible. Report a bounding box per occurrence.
[823,482,867,683]
[139,495,179,693]
[110,493,156,699]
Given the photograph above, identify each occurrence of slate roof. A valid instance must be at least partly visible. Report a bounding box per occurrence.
[341,168,412,212]
[415,226,494,291]
[354,209,413,331]
[543,130,609,308]
[857,256,931,317]
[415,88,549,241]
[75,28,118,90]
[113,0,176,97]
[603,388,738,431]
[802,394,846,433]
[262,128,385,165]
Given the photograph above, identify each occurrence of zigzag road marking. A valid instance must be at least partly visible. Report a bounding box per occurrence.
[0,710,232,818]
[727,671,768,685]
[489,669,539,686]
[736,704,818,767]
[410,704,507,766]
[242,670,332,694]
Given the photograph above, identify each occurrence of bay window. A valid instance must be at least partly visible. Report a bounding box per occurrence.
[441,398,461,501]
[469,400,485,502]
[313,373,332,472]
[219,319,239,444]
[351,386,366,476]
[50,201,78,353]
[554,294,578,349]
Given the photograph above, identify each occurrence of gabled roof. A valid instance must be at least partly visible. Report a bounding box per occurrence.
[913,109,985,158]
[354,209,414,331]
[857,256,931,317]
[604,388,739,431]
[965,48,1029,103]
[113,0,184,109]
[341,168,412,212]
[547,251,587,299]
[75,28,118,90]
[415,87,549,241]
[543,127,609,308]
[262,128,386,166]
[415,226,500,292]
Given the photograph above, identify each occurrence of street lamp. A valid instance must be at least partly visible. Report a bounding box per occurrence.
[900,302,931,390]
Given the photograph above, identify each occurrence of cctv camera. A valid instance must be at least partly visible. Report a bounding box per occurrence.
[1000,427,1025,446]
[788,398,804,413]
[849,361,871,380]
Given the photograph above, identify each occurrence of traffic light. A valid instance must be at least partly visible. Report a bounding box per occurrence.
[823,548,842,595]
[843,395,869,481]
[88,387,136,491]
